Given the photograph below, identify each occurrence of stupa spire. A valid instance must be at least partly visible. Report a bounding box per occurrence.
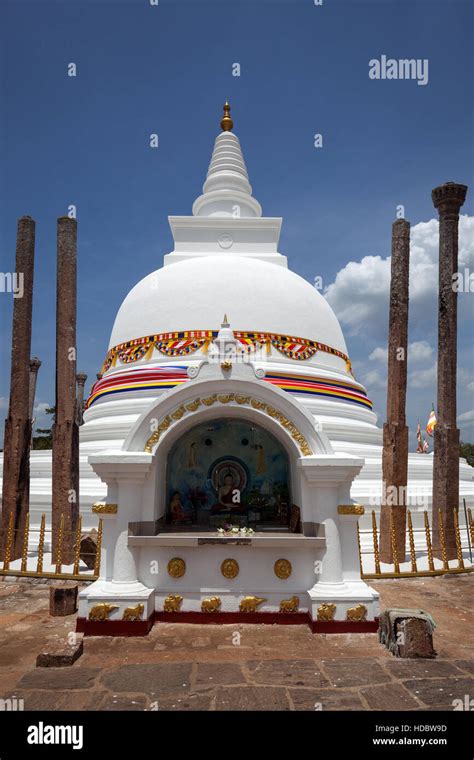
[192,102,262,218]
[220,101,233,132]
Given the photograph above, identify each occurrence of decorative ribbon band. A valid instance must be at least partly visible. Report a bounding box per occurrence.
[85,367,371,411]
[99,330,352,376]
[85,367,189,409]
[264,373,372,410]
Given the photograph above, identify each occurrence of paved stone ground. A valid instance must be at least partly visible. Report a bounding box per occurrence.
[0,574,472,711]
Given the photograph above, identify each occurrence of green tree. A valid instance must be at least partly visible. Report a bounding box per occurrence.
[32,406,55,450]
[460,441,474,468]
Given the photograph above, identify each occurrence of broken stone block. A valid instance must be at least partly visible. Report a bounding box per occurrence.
[49,583,78,616]
[80,529,98,570]
[36,635,84,667]
[396,617,436,659]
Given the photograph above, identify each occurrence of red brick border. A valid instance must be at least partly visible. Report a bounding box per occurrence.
[76,614,154,637]
[76,611,379,635]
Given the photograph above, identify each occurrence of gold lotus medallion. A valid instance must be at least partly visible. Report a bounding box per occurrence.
[221,558,239,579]
[274,558,292,579]
[168,557,186,578]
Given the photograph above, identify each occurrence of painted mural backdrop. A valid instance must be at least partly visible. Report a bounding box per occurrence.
[166,418,290,528]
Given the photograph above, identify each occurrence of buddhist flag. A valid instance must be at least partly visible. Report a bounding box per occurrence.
[416,421,423,453]
[426,405,437,437]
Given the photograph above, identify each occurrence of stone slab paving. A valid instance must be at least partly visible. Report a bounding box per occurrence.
[0,575,472,711]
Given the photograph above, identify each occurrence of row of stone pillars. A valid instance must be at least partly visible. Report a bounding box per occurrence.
[1,216,86,564]
[380,182,467,563]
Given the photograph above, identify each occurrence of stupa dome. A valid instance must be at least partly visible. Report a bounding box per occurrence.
[109,254,348,360]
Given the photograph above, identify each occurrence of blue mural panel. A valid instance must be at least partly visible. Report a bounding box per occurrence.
[166,418,290,528]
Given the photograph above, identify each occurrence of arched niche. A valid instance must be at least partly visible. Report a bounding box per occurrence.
[164,416,292,530]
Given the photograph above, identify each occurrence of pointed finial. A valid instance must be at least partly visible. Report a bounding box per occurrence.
[222,314,229,327]
[220,101,233,132]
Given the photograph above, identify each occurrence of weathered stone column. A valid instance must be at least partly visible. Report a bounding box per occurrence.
[76,372,87,426]
[431,182,467,560]
[1,216,36,560]
[28,357,42,420]
[52,217,79,563]
[380,219,410,563]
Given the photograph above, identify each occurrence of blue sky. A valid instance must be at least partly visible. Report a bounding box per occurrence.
[0,0,473,448]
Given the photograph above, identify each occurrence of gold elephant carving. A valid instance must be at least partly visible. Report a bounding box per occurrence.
[89,603,118,621]
[239,596,266,613]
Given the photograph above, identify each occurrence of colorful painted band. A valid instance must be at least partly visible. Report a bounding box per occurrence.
[265,373,372,409]
[85,367,189,409]
[85,367,372,411]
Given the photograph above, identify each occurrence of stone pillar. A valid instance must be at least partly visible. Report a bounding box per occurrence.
[380,219,410,563]
[52,217,79,564]
[431,182,467,560]
[28,357,42,420]
[1,216,36,560]
[76,372,87,426]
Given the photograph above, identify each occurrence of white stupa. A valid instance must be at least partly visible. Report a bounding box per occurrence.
[2,104,472,631]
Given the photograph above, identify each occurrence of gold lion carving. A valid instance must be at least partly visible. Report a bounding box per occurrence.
[317,603,337,622]
[279,596,299,613]
[164,594,183,612]
[346,604,367,622]
[122,603,144,621]
[201,596,221,613]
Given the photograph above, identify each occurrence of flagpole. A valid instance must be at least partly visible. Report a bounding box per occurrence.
[463,498,473,563]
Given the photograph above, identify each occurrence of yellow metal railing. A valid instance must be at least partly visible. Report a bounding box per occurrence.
[358,507,474,579]
[0,511,102,581]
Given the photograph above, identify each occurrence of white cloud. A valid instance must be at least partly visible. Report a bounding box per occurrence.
[360,368,387,390]
[33,402,49,416]
[369,340,433,365]
[458,409,474,424]
[324,254,389,337]
[408,341,434,362]
[369,346,388,362]
[324,215,474,338]
[409,364,437,389]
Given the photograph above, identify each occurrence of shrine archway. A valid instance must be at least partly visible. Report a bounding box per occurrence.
[122,371,334,526]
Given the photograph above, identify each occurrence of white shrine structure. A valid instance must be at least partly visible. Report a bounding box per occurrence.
[1,104,473,633]
[76,104,386,632]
